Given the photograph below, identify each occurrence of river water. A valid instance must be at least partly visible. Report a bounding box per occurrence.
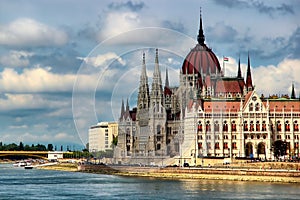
[0,164,299,199]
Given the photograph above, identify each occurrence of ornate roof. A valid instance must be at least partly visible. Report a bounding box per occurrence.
[182,13,221,77]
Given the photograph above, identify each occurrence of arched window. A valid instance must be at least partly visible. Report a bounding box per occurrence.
[244,121,248,131]
[250,121,254,132]
[232,142,237,149]
[294,121,299,132]
[249,103,253,111]
[231,121,237,132]
[198,121,203,132]
[215,142,220,149]
[255,103,260,111]
[277,121,281,132]
[285,120,290,132]
[256,121,260,131]
[262,121,267,131]
[223,121,228,132]
[206,121,211,132]
[214,121,219,132]
[157,125,161,134]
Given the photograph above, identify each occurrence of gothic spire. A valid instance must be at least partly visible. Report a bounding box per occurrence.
[237,56,242,78]
[137,52,150,112]
[165,68,169,88]
[197,8,205,45]
[140,52,148,82]
[246,52,253,91]
[120,98,125,120]
[151,48,164,108]
[126,98,129,112]
[291,83,296,99]
[153,48,162,86]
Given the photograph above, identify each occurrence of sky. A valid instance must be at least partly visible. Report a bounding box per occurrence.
[0,0,299,148]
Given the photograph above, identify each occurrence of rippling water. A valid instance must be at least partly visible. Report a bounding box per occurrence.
[0,164,299,199]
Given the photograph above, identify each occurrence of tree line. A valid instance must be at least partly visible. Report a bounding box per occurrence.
[0,142,55,151]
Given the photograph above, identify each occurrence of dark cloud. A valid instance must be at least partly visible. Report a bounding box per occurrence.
[29,45,82,74]
[206,22,238,43]
[108,1,145,12]
[287,27,300,59]
[212,0,294,17]
[162,20,185,33]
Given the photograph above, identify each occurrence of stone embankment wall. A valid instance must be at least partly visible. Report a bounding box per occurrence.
[78,164,300,183]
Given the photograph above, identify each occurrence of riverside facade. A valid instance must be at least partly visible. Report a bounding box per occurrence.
[115,13,300,166]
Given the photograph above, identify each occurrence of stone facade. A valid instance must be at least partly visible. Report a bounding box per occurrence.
[115,14,300,166]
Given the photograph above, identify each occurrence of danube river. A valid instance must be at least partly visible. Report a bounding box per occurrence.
[1,164,299,199]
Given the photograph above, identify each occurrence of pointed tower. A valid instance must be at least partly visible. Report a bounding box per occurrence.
[291,83,296,99]
[150,48,166,155]
[150,49,164,108]
[137,52,150,125]
[119,98,125,120]
[237,56,242,78]
[197,9,205,45]
[246,52,253,91]
[124,98,130,119]
[165,68,169,88]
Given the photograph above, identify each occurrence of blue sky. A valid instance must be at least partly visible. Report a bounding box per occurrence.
[0,0,299,147]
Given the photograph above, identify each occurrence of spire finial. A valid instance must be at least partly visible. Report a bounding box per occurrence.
[237,54,242,78]
[291,82,296,99]
[197,7,205,45]
[165,68,169,88]
[246,52,253,91]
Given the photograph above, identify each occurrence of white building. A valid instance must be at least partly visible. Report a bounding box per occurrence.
[48,151,64,160]
[88,122,118,152]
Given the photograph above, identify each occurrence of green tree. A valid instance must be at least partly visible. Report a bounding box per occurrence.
[112,136,118,146]
[47,144,54,151]
[19,142,24,150]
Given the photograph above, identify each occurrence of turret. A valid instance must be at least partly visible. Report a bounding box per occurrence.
[197,9,205,45]
[237,56,242,78]
[291,83,296,99]
[119,98,125,120]
[246,52,253,91]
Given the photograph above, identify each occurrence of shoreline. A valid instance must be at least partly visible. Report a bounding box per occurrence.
[37,162,300,183]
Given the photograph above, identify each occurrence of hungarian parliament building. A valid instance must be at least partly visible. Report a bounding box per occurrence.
[115,13,300,166]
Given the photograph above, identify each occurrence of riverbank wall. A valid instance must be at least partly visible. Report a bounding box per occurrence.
[77,164,300,183]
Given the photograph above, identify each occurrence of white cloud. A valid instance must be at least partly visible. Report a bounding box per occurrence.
[77,52,126,67]
[0,93,67,111]
[0,67,99,93]
[253,58,300,95]
[0,18,68,47]
[217,56,300,96]
[2,132,77,144]
[98,12,141,40]
[0,50,34,67]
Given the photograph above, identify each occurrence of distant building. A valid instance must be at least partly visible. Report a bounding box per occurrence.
[48,151,64,160]
[115,12,300,166]
[88,122,118,152]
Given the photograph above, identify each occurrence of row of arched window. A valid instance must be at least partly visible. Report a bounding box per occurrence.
[249,102,260,111]
[198,120,300,133]
[243,121,267,131]
[198,142,237,150]
[274,120,299,132]
[197,120,237,132]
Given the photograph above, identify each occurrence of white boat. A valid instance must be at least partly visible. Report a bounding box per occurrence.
[13,161,27,167]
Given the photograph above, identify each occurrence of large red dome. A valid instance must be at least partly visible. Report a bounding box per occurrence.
[182,43,221,75]
[182,13,221,77]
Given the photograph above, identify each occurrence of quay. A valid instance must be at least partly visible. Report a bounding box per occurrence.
[77,162,300,183]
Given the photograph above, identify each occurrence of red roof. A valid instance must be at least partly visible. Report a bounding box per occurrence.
[215,78,244,93]
[203,101,240,113]
[265,101,300,112]
[164,86,172,96]
[182,44,221,76]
